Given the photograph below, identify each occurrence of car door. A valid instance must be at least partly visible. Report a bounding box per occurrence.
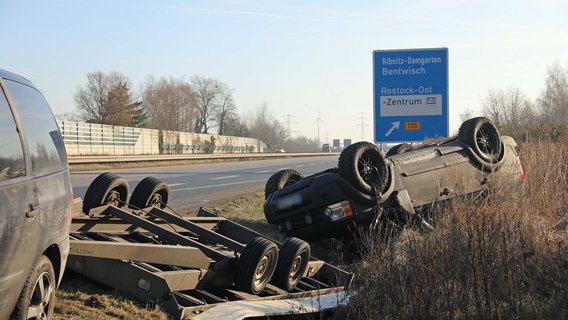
[0,81,39,316]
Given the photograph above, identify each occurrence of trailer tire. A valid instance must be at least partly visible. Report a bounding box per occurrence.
[82,172,129,214]
[11,255,56,320]
[458,116,502,163]
[235,237,279,294]
[129,177,170,209]
[264,169,304,199]
[338,142,390,195]
[271,237,310,291]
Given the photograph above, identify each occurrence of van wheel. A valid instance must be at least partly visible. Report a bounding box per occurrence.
[82,172,129,213]
[339,142,390,195]
[264,169,304,199]
[385,143,414,157]
[235,237,279,294]
[271,237,311,291]
[11,255,55,320]
[459,117,502,163]
[129,177,169,209]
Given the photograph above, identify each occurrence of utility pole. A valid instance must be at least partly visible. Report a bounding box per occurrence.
[316,110,325,146]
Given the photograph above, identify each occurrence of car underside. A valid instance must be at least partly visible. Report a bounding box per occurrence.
[263,117,525,242]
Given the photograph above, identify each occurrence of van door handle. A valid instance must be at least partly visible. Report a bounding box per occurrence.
[26,204,39,218]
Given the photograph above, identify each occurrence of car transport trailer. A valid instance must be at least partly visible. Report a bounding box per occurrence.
[67,173,353,319]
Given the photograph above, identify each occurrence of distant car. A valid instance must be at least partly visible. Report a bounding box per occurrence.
[0,69,73,319]
[263,117,525,241]
[322,144,333,152]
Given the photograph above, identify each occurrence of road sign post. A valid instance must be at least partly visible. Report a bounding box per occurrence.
[373,48,448,142]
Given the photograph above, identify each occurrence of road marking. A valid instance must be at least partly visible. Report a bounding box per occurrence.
[297,165,305,168]
[167,183,185,187]
[255,170,271,174]
[171,179,267,192]
[210,175,239,180]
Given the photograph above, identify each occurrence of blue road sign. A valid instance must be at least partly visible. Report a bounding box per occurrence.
[373,48,448,142]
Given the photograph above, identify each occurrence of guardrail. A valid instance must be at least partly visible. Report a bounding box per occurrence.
[68,153,338,171]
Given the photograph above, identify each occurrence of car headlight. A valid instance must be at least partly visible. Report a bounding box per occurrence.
[324,201,353,221]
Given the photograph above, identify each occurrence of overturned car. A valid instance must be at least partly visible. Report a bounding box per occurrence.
[263,117,525,241]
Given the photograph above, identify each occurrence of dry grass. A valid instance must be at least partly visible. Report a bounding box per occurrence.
[335,139,568,319]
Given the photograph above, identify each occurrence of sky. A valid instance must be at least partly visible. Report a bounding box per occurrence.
[2,0,567,144]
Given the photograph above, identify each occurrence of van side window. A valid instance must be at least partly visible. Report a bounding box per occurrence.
[0,87,26,181]
[4,80,67,176]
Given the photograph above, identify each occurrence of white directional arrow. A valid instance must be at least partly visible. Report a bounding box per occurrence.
[385,121,400,137]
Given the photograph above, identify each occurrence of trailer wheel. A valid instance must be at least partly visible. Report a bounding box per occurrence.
[11,255,56,320]
[458,117,502,163]
[271,237,310,291]
[82,172,129,214]
[129,177,170,209]
[264,169,304,199]
[235,237,279,294]
[338,142,390,195]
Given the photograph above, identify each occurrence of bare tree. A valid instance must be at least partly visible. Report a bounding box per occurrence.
[481,87,531,128]
[538,62,568,125]
[75,71,139,126]
[246,101,288,149]
[191,76,235,134]
[141,77,198,132]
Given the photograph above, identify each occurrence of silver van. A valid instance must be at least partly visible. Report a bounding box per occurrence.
[0,69,72,319]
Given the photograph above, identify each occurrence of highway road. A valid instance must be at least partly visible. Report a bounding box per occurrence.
[71,155,338,213]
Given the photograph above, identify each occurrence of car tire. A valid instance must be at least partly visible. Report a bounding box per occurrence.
[458,117,502,163]
[385,143,414,157]
[264,169,304,199]
[129,177,169,209]
[11,255,56,320]
[82,172,129,214]
[235,237,279,294]
[338,142,390,195]
[271,237,311,291]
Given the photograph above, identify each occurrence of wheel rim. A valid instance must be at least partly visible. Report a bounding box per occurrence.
[253,250,277,290]
[289,255,302,278]
[358,151,380,186]
[104,190,122,206]
[476,125,497,158]
[27,271,54,319]
[148,193,163,207]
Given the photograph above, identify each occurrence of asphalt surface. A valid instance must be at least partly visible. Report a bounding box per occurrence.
[70,155,338,213]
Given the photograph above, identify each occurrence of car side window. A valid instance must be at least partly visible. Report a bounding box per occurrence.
[3,80,67,176]
[0,85,26,181]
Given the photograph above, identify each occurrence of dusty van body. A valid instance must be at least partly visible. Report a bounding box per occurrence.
[0,69,72,319]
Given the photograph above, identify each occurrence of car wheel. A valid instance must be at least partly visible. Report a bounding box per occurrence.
[82,172,129,214]
[271,237,311,291]
[338,142,390,195]
[385,143,414,157]
[264,169,304,199]
[458,117,502,163]
[11,255,56,320]
[235,237,279,294]
[129,177,169,209]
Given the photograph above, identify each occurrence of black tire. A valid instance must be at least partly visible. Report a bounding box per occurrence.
[11,255,56,320]
[338,142,390,195]
[385,143,413,157]
[458,117,502,163]
[82,172,129,214]
[271,237,311,291]
[235,237,279,294]
[264,169,304,199]
[129,177,170,209]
